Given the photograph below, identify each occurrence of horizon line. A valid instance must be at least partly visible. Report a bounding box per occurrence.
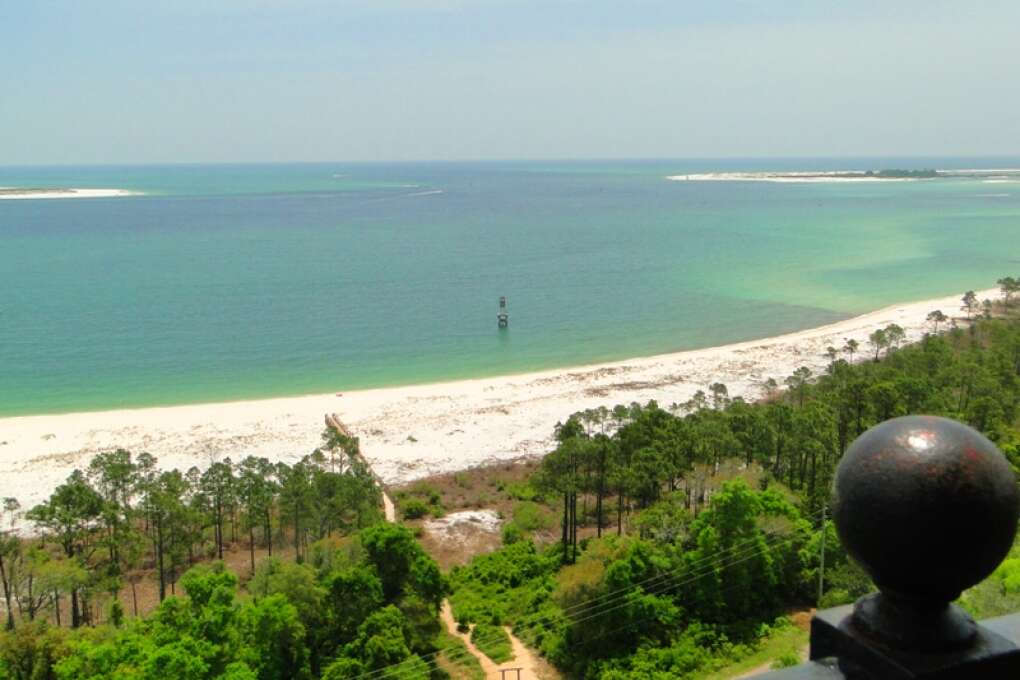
[4,153,1020,169]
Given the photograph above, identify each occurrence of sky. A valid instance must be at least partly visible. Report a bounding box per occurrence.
[3,0,1020,164]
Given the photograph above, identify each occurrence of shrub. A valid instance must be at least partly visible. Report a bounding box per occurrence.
[402,499,429,520]
[512,502,553,532]
[502,523,524,545]
[506,482,539,502]
[410,483,441,505]
[819,588,852,608]
[772,649,801,669]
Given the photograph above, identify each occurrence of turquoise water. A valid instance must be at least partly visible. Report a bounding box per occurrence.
[2,159,1019,416]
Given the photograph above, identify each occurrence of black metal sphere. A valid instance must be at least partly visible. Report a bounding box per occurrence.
[833,415,1019,604]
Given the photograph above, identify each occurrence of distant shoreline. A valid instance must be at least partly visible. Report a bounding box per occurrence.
[0,286,999,511]
[0,187,138,200]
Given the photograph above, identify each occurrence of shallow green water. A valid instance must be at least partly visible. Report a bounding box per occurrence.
[1,159,1018,416]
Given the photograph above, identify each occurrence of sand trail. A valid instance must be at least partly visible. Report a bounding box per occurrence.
[440,600,542,680]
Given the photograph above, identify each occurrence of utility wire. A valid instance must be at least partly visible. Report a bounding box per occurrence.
[366,529,805,680]
[386,503,824,678]
[354,513,822,680]
[356,507,825,679]
[354,525,805,680]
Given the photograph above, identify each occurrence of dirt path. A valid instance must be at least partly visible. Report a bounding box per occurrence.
[440,600,545,680]
[331,411,548,677]
[732,646,809,680]
[734,661,777,679]
[382,490,396,522]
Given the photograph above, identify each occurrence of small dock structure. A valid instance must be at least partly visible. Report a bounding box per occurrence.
[497,296,509,328]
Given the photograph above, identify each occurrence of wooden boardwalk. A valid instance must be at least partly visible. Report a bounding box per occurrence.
[324,413,395,521]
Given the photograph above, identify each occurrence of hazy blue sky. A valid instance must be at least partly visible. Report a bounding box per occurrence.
[3,1,1019,164]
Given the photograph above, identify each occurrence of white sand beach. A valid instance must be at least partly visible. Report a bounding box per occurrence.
[0,288,998,510]
[0,188,137,200]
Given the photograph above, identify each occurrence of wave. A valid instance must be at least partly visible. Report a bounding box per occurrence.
[404,189,444,198]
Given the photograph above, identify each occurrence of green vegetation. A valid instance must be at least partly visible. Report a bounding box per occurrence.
[434,630,485,680]
[0,427,381,630]
[402,499,431,520]
[700,622,806,679]
[0,523,444,679]
[960,533,1020,619]
[868,168,939,178]
[0,429,450,679]
[449,481,819,678]
[469,623,512,663]
[446,310,1020,678]
[1,293,1019,679]
[771,649,801,669]
[395,483,445,520]
[536,311,1020,559]
[509,502,555,534]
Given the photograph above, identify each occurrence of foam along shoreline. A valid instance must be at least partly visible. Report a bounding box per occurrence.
[0,287,1000,511]
[0,187,138,200]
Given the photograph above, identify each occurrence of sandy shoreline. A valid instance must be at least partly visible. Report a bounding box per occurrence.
[0,288,998,509]
[0,188,137,200]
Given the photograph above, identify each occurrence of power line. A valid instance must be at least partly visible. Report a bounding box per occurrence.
[354,515,822,680]
[369,529,805,679]
[354,526,804,680]
[356,507,825,679]
[400,504,825,676]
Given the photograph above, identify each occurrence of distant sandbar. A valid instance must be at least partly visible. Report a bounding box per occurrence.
[0,187,138,200]
[667,168,1020,184]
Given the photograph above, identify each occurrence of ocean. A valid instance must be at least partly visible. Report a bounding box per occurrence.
[2,158,1019,417]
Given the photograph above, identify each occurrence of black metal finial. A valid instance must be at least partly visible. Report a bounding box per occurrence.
[832,415,1019,651]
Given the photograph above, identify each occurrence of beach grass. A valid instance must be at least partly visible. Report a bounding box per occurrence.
[470,622,514,664]
[436,629,486,680]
